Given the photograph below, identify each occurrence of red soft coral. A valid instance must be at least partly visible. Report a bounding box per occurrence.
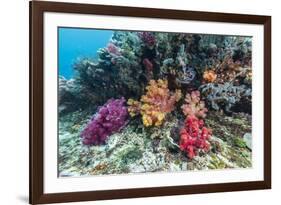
[179,115,211,159]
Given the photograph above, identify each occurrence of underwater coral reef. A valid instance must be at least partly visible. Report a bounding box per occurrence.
[58,29,252,177]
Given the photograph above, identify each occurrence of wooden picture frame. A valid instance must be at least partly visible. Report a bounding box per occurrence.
[30,0,271,204]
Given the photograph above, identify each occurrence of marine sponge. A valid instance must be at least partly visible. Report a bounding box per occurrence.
[181,90,208,118]
[137,79,182,127]
[81,98,128,145]
[179,115,211,159]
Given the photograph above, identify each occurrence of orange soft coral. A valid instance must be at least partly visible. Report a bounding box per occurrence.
[203,69,217,83]
[181,90,208,118]
[140,79,182,127]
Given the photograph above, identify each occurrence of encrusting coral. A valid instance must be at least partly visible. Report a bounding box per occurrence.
[81,98,128,145]
[128,79,182,127]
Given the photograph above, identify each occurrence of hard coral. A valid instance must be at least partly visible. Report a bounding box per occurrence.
[200,82,252,113]
[140,79,182,127]
[81,98,128,145]
[179,115,211,159]
[214,55,251,85]
[181,91,208,118]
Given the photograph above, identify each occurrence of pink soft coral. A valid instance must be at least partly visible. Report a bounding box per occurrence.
[179,115,211,159]
[106,42,121,56]
[181,90,208,118]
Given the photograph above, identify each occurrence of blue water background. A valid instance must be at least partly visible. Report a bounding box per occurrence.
[58,28,113,79]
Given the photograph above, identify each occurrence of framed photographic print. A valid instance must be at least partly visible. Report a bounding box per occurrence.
[29,0,271,204]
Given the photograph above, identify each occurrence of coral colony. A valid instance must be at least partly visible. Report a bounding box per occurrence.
[81,98,128,145]
[180,91,211,159]
[128,79,182,127]
[58,30,253,176]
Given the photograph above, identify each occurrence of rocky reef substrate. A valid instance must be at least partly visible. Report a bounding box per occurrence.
[59,110,251,177]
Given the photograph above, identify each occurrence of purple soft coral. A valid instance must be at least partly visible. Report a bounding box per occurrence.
[81,98,129,145]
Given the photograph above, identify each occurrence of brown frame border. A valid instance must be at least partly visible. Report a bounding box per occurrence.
[30,1,271,204]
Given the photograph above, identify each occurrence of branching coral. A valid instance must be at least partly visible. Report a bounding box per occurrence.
[176,66,196,85]
[72,32,145,109]
[181,91,208,118]
[81,98,128,145]
[200,82,252,113]
[179,115,212,159]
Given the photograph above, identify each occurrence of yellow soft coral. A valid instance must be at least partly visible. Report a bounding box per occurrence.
[127,98,141,117]
[139,79,182,127]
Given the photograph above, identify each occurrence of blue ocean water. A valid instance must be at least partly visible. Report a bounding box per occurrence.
[58,28,113,79]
